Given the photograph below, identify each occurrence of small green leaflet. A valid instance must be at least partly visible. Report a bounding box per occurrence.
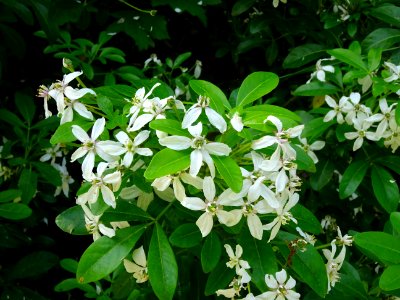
[371,165,399,213]
[55,205,88,235]
[213,155,243,193]
[327,49,368,72]
[201,231,222,273]
[379,264,400,291]
[339,160,369,199]
[169,223,202,248]
[0,203,32,220]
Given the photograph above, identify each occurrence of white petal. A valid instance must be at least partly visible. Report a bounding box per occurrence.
[134,130,150,146]
[65,86,96,100]
[60,107,73,124]
[159,136,192,150]
[136,148,153,156]
[72,125,90,142]
[203,177,216,201]
[182,107,202,129]
[123,152,134,167]
[101,185,116,208]
[190,149,203,176]
[344,132,358,140]
[63,71,83,85]
[132,246,147,267]
[181,197,206,210]
[276,269,288,284]
[82,151,95,179]
[316,70,326,82]
[152,176,172,191]
[201,150,215,177]
[325,95,337,108]
[265,274,279,289]
[98,224,115,238]
[196,212,213,237]
[353,137,363,151]
[172,177,186,201]
[265,115,282,132]
[91,118,105,141]
[224,244,234,258]
[71,147,88,162]
[115,131,130,144]
[204,142,231,156]
[103,171,121,185]
[180,173,203,189]
[248,214,263,240]
[73,102,94,120]
[188,122,203,137]
[323,110,337,122]
[130,114,154,131]
[205,107,227,133]
[230,113,243,132]
[310,140,325,150]
[252,136,277,150]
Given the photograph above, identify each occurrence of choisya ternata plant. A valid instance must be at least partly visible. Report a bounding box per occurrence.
[40,60,354,299]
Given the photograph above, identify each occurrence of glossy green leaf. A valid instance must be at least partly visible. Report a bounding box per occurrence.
[339,160,369,199]
[204,261,235,296]
[367,48,382,71]
[231,0,257,16]
[283,43,326,69]
[0,203,32,220]
[293,82,340,96]
[50,119,93,144]
[375,155,400,174]
[371,165,399,213]
[291,204,322,234]
[369,4,400,28]
[97,95,114,116]
[380,264,400,291]
[293,144,316,173]
[54,278,96,293]
[0,109,26,128]
[213,155,243,193]
[310,159,335,191]
[55,206,88,235]
[0,189,22,203]
[236,72,279,107]
[391,212,400,235]
[144,148,191,180]
[201,231,222,273]
[277,232,328,297]
[77,225,146,283]
[60,258,78,273]
[15,92,35,124]
[173,52,191,68]
[148,223,178,300]
[10,251,58,279]
[362,28,400,51]
[101,200,153,223]
[189,80,230,113]
[18,169,38,203]
[169,223,202,248]
[302,117,335,141]
[32,162,62,187]
[327,273,368,300]
[149,119,191,137]
[239,228,277,291]
[327,49,368,71]
[354,231,400,265]
[396,103,400,126]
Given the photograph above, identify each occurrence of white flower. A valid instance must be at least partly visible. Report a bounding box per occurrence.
[159,122,231,177]
[60,97,94,124]
[230,112,244,132]
[40,144,62,165]
[263,193,299,242]
[115,130,153,167]
[194,60,202,78]
[151,171,203,201]
[323,241,346,292]
[336,226,353,246]
[144,53,162,68]
[224,244,250,273]
[119,185,155,211]
[48,71,96,116]
[344,117,378,151]
[182,95,227,133]
[383,61,400,82]
[81,204,115,241]
[181,176,237,237]
[307,58,335,83]
[365,98,397,139]
[76,162,121,208]
[298,136,325,164]
[37,85,53,118]
[252,116,303,160]
[323,95,351,124]
[124,246,149,283]
[258,269,300,300]
[71,118,125,177]
[272,0,287,8]
[383,118,400,152]
[53,158,74,197]
[296,227,316,246]
[343,92,371,125]
[321,215,337,231]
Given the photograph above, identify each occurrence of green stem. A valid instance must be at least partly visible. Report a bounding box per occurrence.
[156,200,175,221]
[118,0,157,16]
[315,242,332,250]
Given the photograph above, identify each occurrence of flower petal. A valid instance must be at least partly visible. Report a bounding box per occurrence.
[205,107,227,133]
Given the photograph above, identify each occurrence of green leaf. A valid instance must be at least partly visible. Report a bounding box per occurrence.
[0,189,22,203]
[293,82,340,96]
[189,80,230,113]
[201,231,222,273]
[15,92,35,124]
[339,160,369,199]
[362,28,400,52]
[54,278,96,293]
[148,223,178,300]
[32,162,62,187]
[149,119,191,137]
[369,4,400,28]
[97,95,114,116]
[354,231,400,265]
[239,228,277,291]
[283,44,326,69]
[10,251,58,279]
[231,0,257,16]
[213,155,242,193]
[60,258,78,273]
[396,103,400,126]
[173,52,191,68]
[391,212,400,235]
[144,148,191,180]
[101,200,153,223]
[0,203,32,220]
[50,119,93,144]
[18,169,38,203]
[107,54,126,63]
[310,159,335,191]
[55,206,88,235]
[277,232,328,297]
[329,273,369,300]
[236,72,279,107]
[291,204,322,234]
[367,48,382,72]
[293,144,316,173]
[0,109,26,128]
[380,264,400,291]
[327,49,368,71]
[371,165,399,213]
[204,261,235,296]
[169,223,202,248]
[77,225,146,283]
[302,117,335,141]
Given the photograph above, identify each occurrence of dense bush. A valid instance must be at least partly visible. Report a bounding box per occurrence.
[1,0,400,299]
